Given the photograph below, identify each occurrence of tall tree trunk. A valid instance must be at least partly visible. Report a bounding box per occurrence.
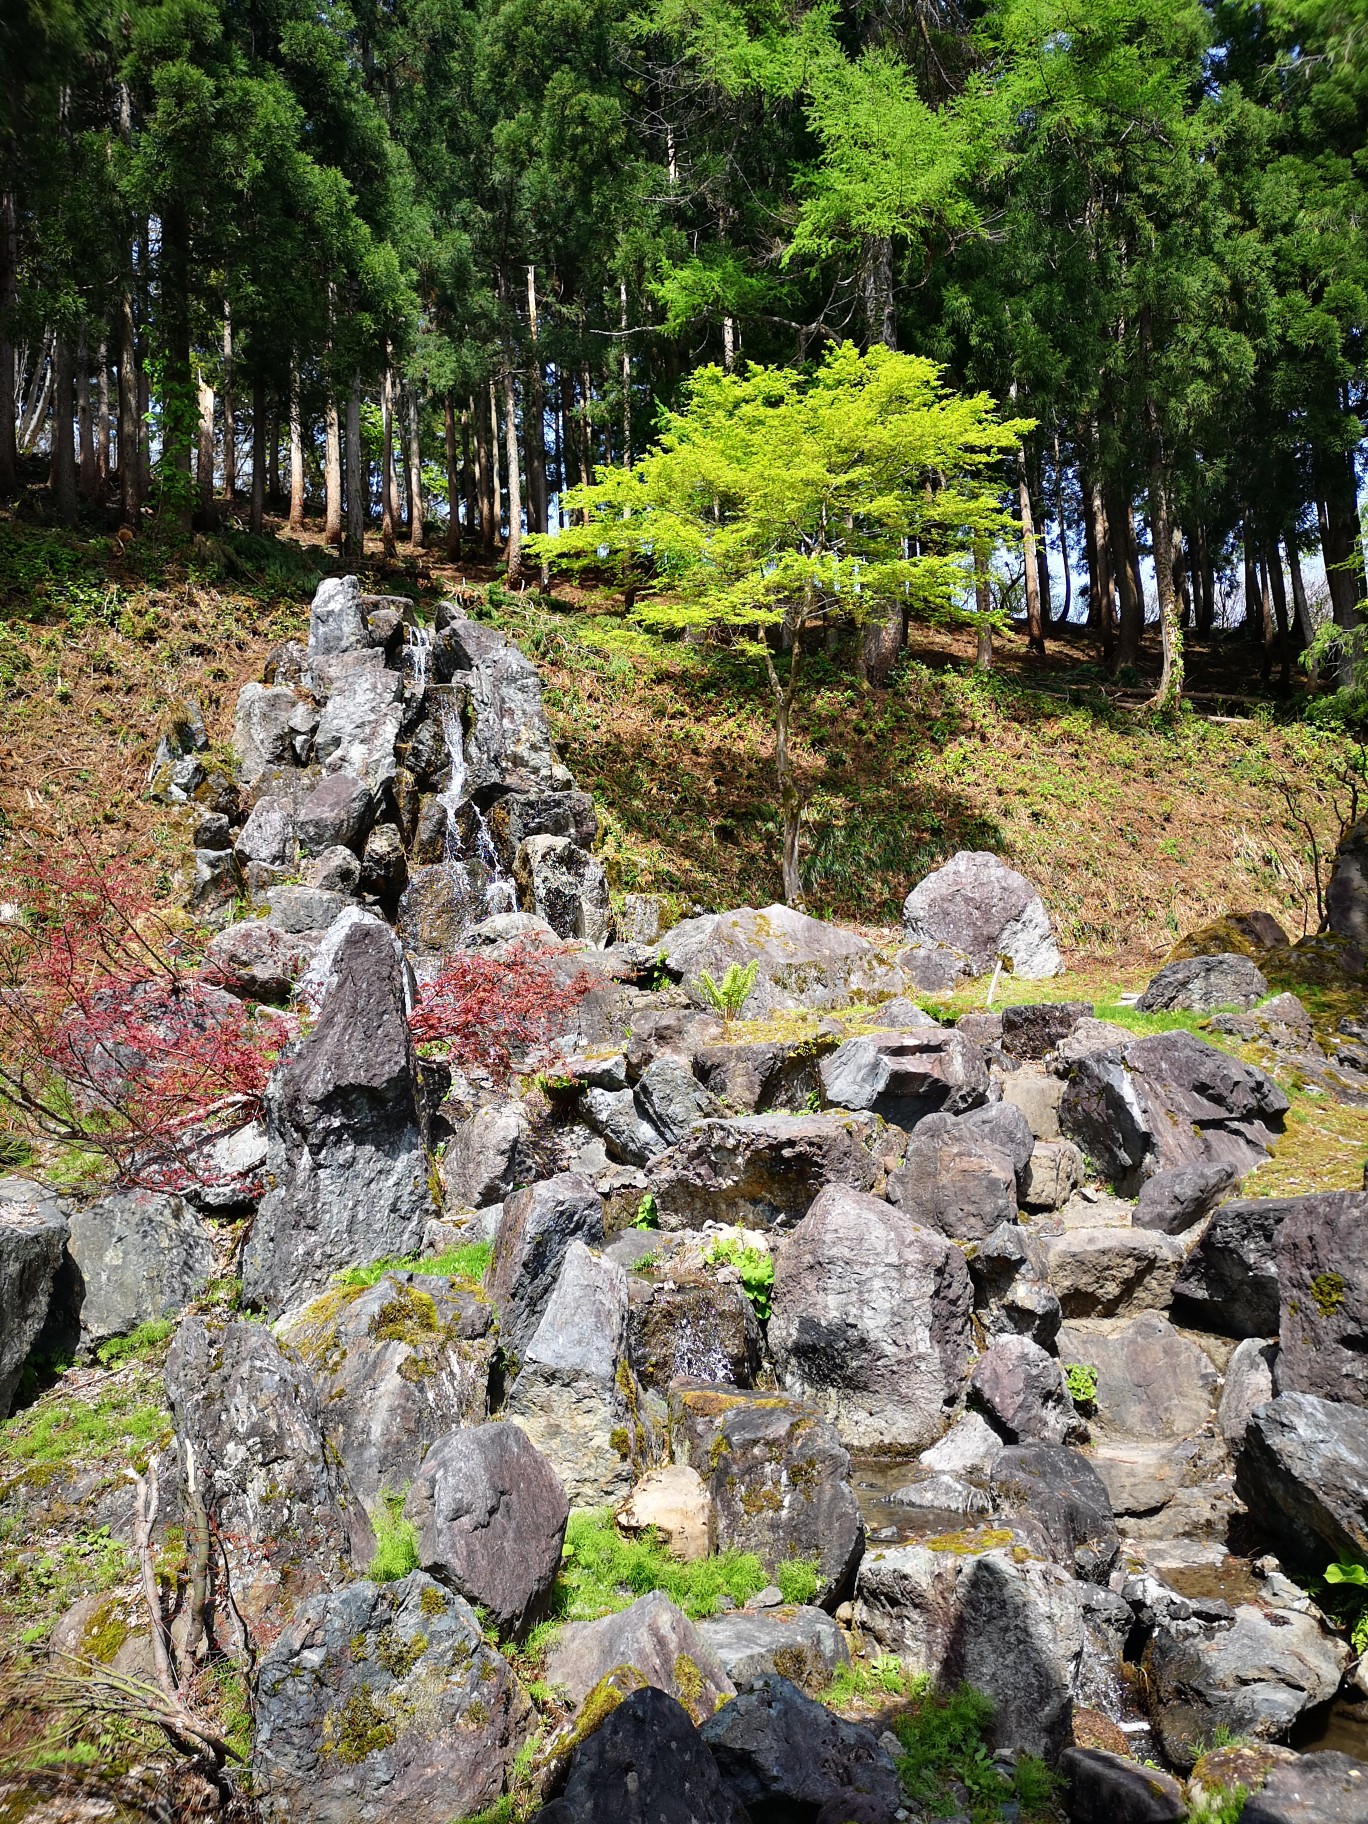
[762,626,804,907]
[1288,537,1316,651]
[1267,536,1294,688]
[1053,431,1072,625]
[502,362,523,585]
[524,267,548,534]
[619,279,632,465]
[324,391,342,547]
[444,393,460,560]
[974,534,993,672]
[288,360,305,530]
[473,391,494,557]
[1197,524,1215,634]
[0,188,17,494]
[1242,517,1262,648]
[221,305,235,502]
[20,335,54,454]
[250,368,266,535]
[559,367,577,506]
[722,316,736,371]
[861,234,896,351]
[380,363,397,556]
[267,405,280,507]
[1143,389,1183,710]
[1032,453,1052,625]
[51,336,77,525]
[95,339,110,505]
[1316,441,1365,682]
[407,383,424,550]
[462,401,477,552]
[1108,484,1142,673]
[1014,433,1045,654]
[488,379,503,538]
[1256,551,1275,684]
[196,375,216,527]
[345,377,363,557]
[76,330,95,499]
[578,362,595,497]
[118,286,139,526]
[136,353,151,503]
[162,204,193,529]
[1085,451,1115,665]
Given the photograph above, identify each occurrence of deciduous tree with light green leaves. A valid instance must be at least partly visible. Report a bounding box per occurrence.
[529,341,1030,905]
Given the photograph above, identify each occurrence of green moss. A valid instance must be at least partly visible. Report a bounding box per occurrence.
[325,1686,398,1763]
[94,1318,175,1370]
[374,1627,427,1679]
[673,1651,706,1721]
[78,1596,132,1663]
[370,1283,441,1347]
[368,1492,419,1582]
[1311,1272,1346,1317]
[924,1527,1015,1555]
[419,1584,448,1618]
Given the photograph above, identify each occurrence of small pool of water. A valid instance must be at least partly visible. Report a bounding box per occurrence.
[1293,1696,1368,1759]
[849,1456,985,1543]
[1160,1557,1262,1607]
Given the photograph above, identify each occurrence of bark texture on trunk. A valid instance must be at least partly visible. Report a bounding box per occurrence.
[1108,485,1142,672]
[288,361,305,530]
[444,393,460,560]
[974,536,993,672]
[0,189,16,493]
[324,392,342,547]
[381,364,397,556]
[407,383,424,549]
[196,376,216,527]
[250,368,266,535]
[221,307,235,501]
[51,337,77,525]
[119,290,140,526]
[345,380,363,557]
[1144,387,1183,709]
[502,362,523,584]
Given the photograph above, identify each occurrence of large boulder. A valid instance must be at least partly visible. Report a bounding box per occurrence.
[970,1335,1082,1446]
[404,1422,567,1640]
[700,1674,901,1823]
[296,770,375,857]
[968,1221,1062,1347]
[1137,953,1270,1013]
[1057,1314,1218,1439]
[487,1172,604,1361]
[242,919,435,1316]
[276,1270,495,1509]
[545,1590,734,1721]
[236,795,297,868]
[514,836,613,948]
[886,1130,1016,1241]
[1059,1031,1288,1192]
[444,1099,537,1209]
[1001,1002,1092,1060]
[1057,1749,1186,1824]
[313,664,404,795]
[1327,817,1368,948]
[1134,1161,1239,1236]
[1237,1391,1368,1564]
[648,1115,879,1231]
[202,920,313,1003]
[66,1189,215,1350]
[252,1572,529,1824]
[538,1686,744,1824]
[505,1241,656,1504]
[697,1604,849,1692]
[308,573,369,657]
[657,904,908,1015]
[1275,1190,1368,1404]
[1174,1192,1339,1338]
[165,1317,356,1635]
[990,1444,1119,1581]
[234,682,299,785]
[439,609,565,790]
[1242,1750,1368,1823]
[0,1177,69,1416]
[670,1383,864,1605]
[1042,1225,1185,1319]
[901,851,1063,978]
[628,1278,763,1394]
[819,1029,989,1128]
[769,1185,973,1451]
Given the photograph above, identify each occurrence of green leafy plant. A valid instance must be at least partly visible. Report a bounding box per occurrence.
[703,1235,775,1320]
[774,1557,820,1605]
[893,1684,1057,1823]
[94,1318,175,1370]
[821,1656,929,1705]
[1064,1362,1098,1407]
[695,960,760,1023]
[368,1492,419,1582]
[335,1241,493,1292]
[633,1192,659,1230]
[1187,1787,1249,1824]
[1323,1559,1368,1654]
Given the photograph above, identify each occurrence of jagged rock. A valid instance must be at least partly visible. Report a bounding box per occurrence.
[898,940,975,989]
[697,1605,849,1692]
[1090,1434,1233,1532]
[253,1572,530,1824]
[276,1271,494,1510]
[1060,1031,1288,1192]
[1042,1226,1185,1319]
[1144,1603,1349,1771]
[1057,1314,1218,1438]
[1056,1018,1133,1061]
[242,919,435,1316]
[191,808,232,850]
[1219,1338,1278,1451]
[1238,1391,1368,1564]
[302,845,361,893]
[187,846,242,920]
[202,919,313,1003]
[488,1172,604,1360]
[1057,1749,1186,1823]
[648,1114,878,1231]
[438,609,566,790]
[234,682,299,785]
[359,823,407,903]
[919,1411,1005,1477]
[670,1382,863,1604]
[537,1686,744,1824]
[444,1100,535,1210]
[1242,1750,1368,1823]
[505,1241,655,1504]
[1135,1161,1238,1235]
[1328,818,1368,948]
[628,1278,763,1393]
[546,1590,734,1720]
[990,1444,1118,1581]
[490,788,597,857]
[657,904,909,1015]
[820,1029,989,1128]
[515,836,614,947]
[403,1422,567,1639]
[970,1335,1082,1445]
[66,1189,215,1350]
[307,574,369,656]
[1275,1189,1368,1404]
[634,1056,720,1146]
[581,1085,669,1166]
[297,771,374,857]
[769,1184,972,1451]
[694,1034,830,1114]
[1020,1137,1084,1211]
[854,1534,1084,1759]
[886,1131,1017,1241]
[236,795,297,868]
[166,1317,355,1633]
[1138,953,1270,1013]
[0,1178,69,1416]
[616,1465,713,1561]
[265,883,353,933]
[313,663,403,795]
[701,1674,901,1822]
[902,850,1063,978]
[968,1221,1063,1347]
[1001,1002,1092,1059]
[1173,1192,1335,1337]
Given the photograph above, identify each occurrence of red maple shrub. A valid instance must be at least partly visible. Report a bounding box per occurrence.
[0,846,290,1190]
[408,940,599,1084]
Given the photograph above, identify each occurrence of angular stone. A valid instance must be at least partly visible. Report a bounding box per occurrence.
[515,836,614,947]
[1276,1190,1368,1405]
[1042,1226,1185,1319]
[990,1444,1119,1581]
[1237,1391,1368,1565]
[490,788,597,856]
[886,1132,1017,1241]
[360,823,407,904]
[546,1590,734,1722]
[634,1056,720,1147]
[539,1685,743,1824]
[968,1221,1063,1348]
[252,1572,529,1824]
[202,918,313,1003]
[658,903,910,1015]
[970,1335,1082,1445]
[1242,1750,1368,1824]
[820,1029,989,1128]
[444,1100,535,1210]
[297,771,374,857]
[694,1034,829,1115]
[266,884,352,934]
[1138,953,1270,1013]
[487,1172,604,1360]
[902,850,1063,977]
[187,845,242,920]
[0,1177,69,1416]
[670,1382,864,1605]
[302,845,361,894]
[404,1422,567,1639]
[701,1674,901,1821]
[67,1189,215,1350]
[314,664,403,795]
[770,1184,972,1451]
[648,1115,878,1231]
[1056,1315,1218,1439]
[1057,1748,1186,1824]
[1021,1138,1084,1211]
[696,1605,849,1693]
[1174,1193,1330,1338]
[307,574,369,657]
[1135,1161,1239,1235]
[1001,1002,1092,1059]
[438,609,565,789]
[919,1411,1005,1477]
[1219,1337,1278,1451]
[234,682,299,785]
[581,1085,668,1166]
[236,795,296,868]
[616,1465,712,1562]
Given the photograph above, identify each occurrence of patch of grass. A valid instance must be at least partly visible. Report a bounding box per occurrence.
[820,1656,930,1705]
[334,1240,494,1292]
[1242,1084,1368,1197]
[892,1684,1057,1824]
[774,1557,820,1605]
[1,1524,133,1645]
[94,1318,174,1370]
[1,1364,170,1475]
[368,1491,419,1583]
[1188,1787,1249,1824]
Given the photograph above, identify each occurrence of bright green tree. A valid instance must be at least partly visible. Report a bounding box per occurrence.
[530,341,1030,903]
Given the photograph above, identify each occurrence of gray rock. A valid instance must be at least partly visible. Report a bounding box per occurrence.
[487,1172,604,1360]
[539,1685,744,1824]
[191,808,231,850]
[919,1411,1005,1477]
[1057,1314,1218,1439]
[242,919,435,1316]
[649,1114,879,1231]
[515,835,614,947]
[581,1085,668,1166]
[1043,1226,1185,1319]
[187,846,242,921]
[658,903,910,1015]
[265,883,353,933]
[1219,1338,1279,1451]
[1056,1018,1134,1062]
[491,787,597,855]
[253,1572,530,1824]
[234,682,299,784]
[202,919,313,1003]
[166,1316,354,1638]
[302,845,362,894]
[505,1242,655,1504]
[1057,1748,1186,1824]
[696,1605,849,1692]
[1021,1138,1085,1211]
[671,1381,863,1605]
[820,1028,989,1128]
[769,1184,973,1451]
[897,939,975,989]
[314,664,404,794]
[439,609,565,789]
[991,1444,1118,1581]
[854,1536,1084,1759]
[297,770,374,857]
[1060,1031,1288,1193]
[1135,1161,1239,1235]
[1138,953,1270,1013]
[444,1101,535,1210]
[546,1590,734,1721]
[1174,1192,1331,1338]
[971,1335,1083,1445]
[276,1271,495,1511]
[1238,1391,1368,1565]
[902,850,1063,977]
[700,1674,901,1823]
[968,1221,1063,1347]
[1001,1002,1093,1059]
[66,1189,215,1350]
[634,1056,720,1146]
[0,1178,69,1416]
[628,1279,763,1393]
[236,795,297,868]
[1276,1190,1368,1404]
[307,575,369,657]
[886,1131,1018,1241]
[1242,1750,1368,1823]
[1144,1603,1349,1771]
[404,1422,567,1639]
[360,823,407,903]
[1325,818,1368,949]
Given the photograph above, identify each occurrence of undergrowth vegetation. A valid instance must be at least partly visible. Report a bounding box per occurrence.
[335,1241,494,1292]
